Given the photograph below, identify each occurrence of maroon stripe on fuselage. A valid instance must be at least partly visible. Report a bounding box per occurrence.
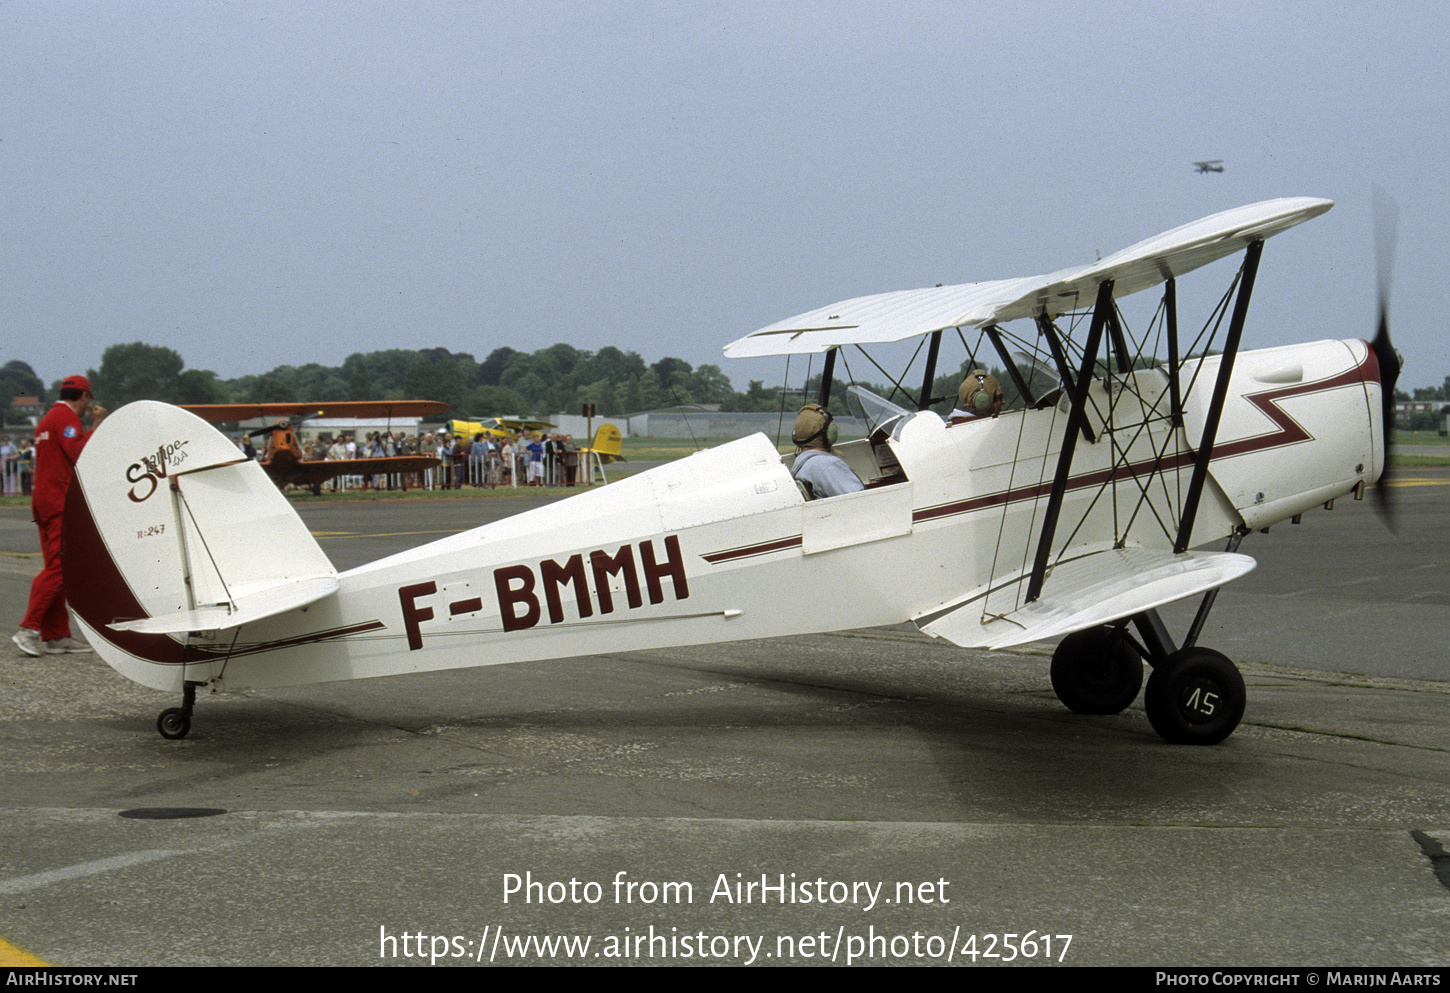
[1207,360,1372,459]
[914,352,1375,526]
[701,356,1375,563]
[702,535,804,564]
[205,620,387,660]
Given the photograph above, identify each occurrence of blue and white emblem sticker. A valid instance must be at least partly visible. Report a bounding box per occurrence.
[63,425,78,439]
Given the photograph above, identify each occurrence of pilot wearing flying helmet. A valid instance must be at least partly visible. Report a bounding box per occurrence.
[789,404,864,499]
[950,369,1005,422]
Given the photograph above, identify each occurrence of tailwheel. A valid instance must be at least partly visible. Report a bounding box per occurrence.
[1050,626,1144,715]
[156,681,199,740]
[1144,647,1245,745]
[157,708,191,740]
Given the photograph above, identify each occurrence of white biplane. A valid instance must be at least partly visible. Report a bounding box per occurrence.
[64,197,1398,746]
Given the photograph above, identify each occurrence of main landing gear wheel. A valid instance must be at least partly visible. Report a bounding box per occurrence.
[1050,626,1144,715]
[1144,648,1245,745]
[157,708,191,740]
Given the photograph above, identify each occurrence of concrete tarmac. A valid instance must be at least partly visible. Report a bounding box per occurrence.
[1,471,1447,967]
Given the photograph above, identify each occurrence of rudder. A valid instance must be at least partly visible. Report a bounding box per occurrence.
[64,402,338,688]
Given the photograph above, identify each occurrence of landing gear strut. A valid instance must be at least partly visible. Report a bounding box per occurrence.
[157,682,200,740]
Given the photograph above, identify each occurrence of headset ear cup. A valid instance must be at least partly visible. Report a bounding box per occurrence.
[793,403,837,448]
[973,390,992,412]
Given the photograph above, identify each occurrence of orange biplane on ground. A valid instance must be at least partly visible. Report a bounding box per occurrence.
[180,401,448,492]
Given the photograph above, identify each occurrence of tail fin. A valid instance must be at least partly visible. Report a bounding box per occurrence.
[65,402,338,655]
[587,423,625,462]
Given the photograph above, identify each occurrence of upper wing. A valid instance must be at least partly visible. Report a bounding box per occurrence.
[182,401,449,422]
[723,197,1332,358]
[448,420,513,439]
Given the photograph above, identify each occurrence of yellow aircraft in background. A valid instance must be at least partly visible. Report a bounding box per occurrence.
[444,419,513,442]
[578,423,625,464]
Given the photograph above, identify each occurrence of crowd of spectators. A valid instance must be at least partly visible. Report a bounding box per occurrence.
[0,434,35,495]
[235,428,589,491]
[1,424,595,498]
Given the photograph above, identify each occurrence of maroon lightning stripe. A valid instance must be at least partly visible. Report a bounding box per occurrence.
[1208,359,1374,459]
[701,351,1379,553]
[914,352,1377,526]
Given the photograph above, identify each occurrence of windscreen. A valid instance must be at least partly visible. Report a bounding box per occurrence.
[845,385,911,437]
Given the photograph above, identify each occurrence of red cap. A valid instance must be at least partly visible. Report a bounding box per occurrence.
[61,375,93,394]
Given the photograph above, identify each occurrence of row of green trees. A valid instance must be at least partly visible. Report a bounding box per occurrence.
[0,360,50,427]
[221,342,784,417]
[10,341,1445,428]
[2,342,855,423]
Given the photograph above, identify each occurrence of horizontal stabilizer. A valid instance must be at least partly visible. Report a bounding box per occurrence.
[108,576,340,634]
[915,548,1255,650]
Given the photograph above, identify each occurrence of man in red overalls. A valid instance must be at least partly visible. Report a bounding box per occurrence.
[13,375,107,657]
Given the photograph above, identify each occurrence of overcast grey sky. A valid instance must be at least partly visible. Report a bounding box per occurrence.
[3,1,1446,393]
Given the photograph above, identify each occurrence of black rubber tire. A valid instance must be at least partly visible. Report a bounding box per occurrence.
[1144,647,1245,745]
[1049,626,1144,715]
[157,708,191,740]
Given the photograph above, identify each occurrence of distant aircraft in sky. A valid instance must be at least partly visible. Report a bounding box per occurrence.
[1193,160,1225,174]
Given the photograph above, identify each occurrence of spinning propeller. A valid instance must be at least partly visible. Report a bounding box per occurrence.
[244,410,326,439]
[1370,190,1402,530]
